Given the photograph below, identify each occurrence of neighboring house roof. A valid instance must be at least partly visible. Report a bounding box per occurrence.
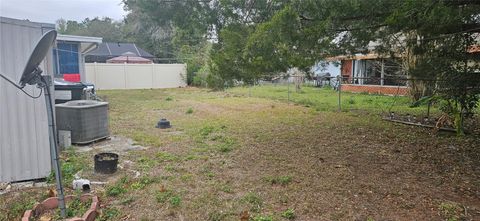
[87,42,154,58]
[326,53,384,61]
[106,52,153,64]
[468,45,480,53]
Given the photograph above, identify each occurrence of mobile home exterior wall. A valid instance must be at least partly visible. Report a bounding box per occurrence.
[0,17,55,182]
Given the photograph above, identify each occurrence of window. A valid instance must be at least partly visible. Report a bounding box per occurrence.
[56,42,79,76]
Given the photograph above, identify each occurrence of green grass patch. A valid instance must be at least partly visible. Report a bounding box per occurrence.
[155,189,181,207]
[208,211,228,221]
[216,136,236,153]
[281,208,296,220]
[156,151,180,162]
[47,148,87,185]
[438,202,465,221]
[253,215,274,221]
[169,195,182,207]
[241,192,263,213]
[1,197,37,220]
[105,177,129,197]
[137,156,158,171]
[119,196,135,205]
[130,176,158,190]
[62,196,92,219]
[199,125,217,137]
[228,85,441,115]
[219,183,233,193]
[155,190,173,204]
[98,207,121,221]
[164,164,178,172]
[180,173,193,181]
[264,175,293,186]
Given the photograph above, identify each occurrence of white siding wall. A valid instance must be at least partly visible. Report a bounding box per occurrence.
[0,17,54,182]
[85,63,187,90]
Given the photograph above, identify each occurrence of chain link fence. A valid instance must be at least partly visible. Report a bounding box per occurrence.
[232,75,480,133]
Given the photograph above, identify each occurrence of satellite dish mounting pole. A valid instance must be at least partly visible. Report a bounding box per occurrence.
[18,30,67,218]
[42,75,67,218]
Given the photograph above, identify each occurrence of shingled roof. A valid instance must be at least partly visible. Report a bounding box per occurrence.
[86,42,154,63]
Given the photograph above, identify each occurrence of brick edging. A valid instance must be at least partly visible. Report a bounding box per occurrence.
[22,194,99,221]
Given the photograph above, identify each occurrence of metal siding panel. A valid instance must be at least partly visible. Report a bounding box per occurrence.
[0,17,53,182]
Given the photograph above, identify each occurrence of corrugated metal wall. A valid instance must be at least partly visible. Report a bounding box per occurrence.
[0,17,55,182]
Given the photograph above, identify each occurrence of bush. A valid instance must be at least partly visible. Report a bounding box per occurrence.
[206,72,226,90]
[192,65,210,87]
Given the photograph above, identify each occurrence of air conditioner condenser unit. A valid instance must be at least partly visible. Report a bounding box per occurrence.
[55,100,109,144]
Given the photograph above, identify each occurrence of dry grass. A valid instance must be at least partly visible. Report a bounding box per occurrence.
[1,87,479,220]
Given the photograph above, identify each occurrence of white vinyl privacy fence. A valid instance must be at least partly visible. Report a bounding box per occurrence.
[85,63,187,90]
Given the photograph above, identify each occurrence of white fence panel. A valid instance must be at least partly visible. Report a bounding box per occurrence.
[126,64,153,89]
[85,63,187,90]
[153,64,186,89]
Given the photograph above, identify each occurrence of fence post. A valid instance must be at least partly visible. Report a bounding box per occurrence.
[151,62,155,89]
[427,101,431,118]
[287,78,291,103]
[94,62,98,87]
[123,62,127,89]
[337,75,342,112]
[380,59,385,86]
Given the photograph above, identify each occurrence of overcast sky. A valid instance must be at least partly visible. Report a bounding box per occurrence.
[0,0,127,24]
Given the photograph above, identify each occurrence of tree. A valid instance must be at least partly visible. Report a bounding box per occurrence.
[122,0,290,87]
[243,0,480,134]
[56,17,126,42]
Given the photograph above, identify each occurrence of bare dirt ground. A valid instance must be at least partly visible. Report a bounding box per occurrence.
[1,87,479,221]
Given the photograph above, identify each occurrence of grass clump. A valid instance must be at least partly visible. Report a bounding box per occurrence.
[186,107,194,114]
[216,136,236,153]
[98,207,121,221]
[137,156,157,171]
[131,176,157,190]
[105,177,129,197]
[208,211,227,221]
[48,148,86,185]
[165,96,173,101]
[169,195,182,207]
[63,197,91,218]
[199,125,216,137]
[119,196,135,205]
[253,215,273,221]
[156,151,179,162]
[156,189,181,207]
[155,190,173,204]
[219,184,233,193]
[438,202,465,221]
[281,208,295,219]
[242,192,263,212]
[180,173,193,181]
[264,175,293,186]
[2,197,37,220]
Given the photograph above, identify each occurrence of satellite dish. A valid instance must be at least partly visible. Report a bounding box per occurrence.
[19,30,57,87]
